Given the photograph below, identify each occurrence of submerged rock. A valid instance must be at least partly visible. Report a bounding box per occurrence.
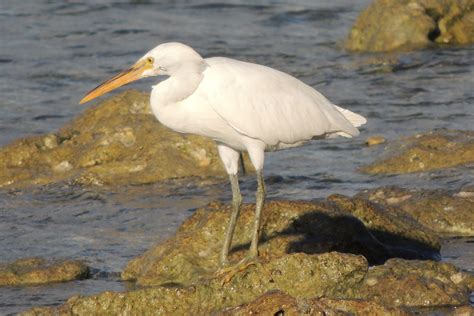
[0,257,89,286]
[347,0,474,52]
[357,186,474,236]
[0,90,233,188]
[122,198,439,286]
[365,135,386,147]
[361,129,474,174]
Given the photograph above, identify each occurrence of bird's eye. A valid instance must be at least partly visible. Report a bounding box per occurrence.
[146,57,154,64]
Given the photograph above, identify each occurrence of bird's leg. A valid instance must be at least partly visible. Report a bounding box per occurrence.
[219,173,242,267]
[239,152,246,176]
[249,170,266,258]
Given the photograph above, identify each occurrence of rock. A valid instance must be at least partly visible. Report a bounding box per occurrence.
[366,135,386,147]
[122,199,439,286]
[346,0,474,52]
[357,186,474,236]
[0,90,248,189]
[23,255,473,315]
[328,195,440,260]
[361,129,474,174]
[0,257,89,286]
[22,195,473,315]
[449,306,474,316]
[218,291,409,315]
[22,252,368,315]
[353,258,474,307]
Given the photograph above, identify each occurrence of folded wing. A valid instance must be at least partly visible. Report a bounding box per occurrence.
[201,57,365,145]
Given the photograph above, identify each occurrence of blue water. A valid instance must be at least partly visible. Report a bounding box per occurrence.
[0,1,473,314]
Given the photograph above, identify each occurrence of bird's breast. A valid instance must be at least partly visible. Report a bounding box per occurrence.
[150,88,247,151]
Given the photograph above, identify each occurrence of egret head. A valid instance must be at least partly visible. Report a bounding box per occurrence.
[79,42,203,104]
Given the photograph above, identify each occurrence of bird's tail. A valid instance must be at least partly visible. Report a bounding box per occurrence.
[325,105,367,138]
[334,105,367,128]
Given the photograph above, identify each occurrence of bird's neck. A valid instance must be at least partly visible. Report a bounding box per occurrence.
[151,61,205,108]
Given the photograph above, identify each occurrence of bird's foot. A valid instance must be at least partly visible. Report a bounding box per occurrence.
[215,256,258,286]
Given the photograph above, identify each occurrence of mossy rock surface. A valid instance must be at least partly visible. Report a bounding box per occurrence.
[0,257,89,286]
[21,195,474,315]
[0,90,247,189]
[357,186,474,236]
[353,258,474,307]
[361,129,474,174]
[218,290,410,315]
[346,0,474,52]
[22,255,473,314]
[122,198,440,286]
[23,252,369,315]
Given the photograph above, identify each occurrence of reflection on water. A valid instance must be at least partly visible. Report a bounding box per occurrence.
[0,0,473,314]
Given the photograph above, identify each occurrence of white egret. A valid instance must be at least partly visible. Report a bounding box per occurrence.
[80,42,366,268]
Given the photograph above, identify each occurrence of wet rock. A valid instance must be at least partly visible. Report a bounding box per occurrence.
[122,199,439,286]
[366,135,386,147]
[218,290,409,315]
[22,252,368,315]
[23,255,473,315]
[347,0,474,52]
[357,186,474,236]
[23,196,473,315]
[0,257,89,286]
[353,258,474,307]
[0,90,239,189]
[361,129,474,174]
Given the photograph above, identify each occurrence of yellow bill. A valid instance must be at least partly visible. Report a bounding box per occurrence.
[79,59,153,104]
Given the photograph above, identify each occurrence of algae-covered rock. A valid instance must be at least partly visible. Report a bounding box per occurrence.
[0,90,233,188]
[353,258,474,307]
[347,0,474,52]
[0,257,89,286]
[362,129,474,174]
[22,252,368,315]
[218,290,409,315]
[23,255,473,314]
[122,199,439,286]
[357,186,474,236]
[328,194,440,259]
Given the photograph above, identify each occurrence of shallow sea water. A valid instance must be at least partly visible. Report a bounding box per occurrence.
[0,1,473,314]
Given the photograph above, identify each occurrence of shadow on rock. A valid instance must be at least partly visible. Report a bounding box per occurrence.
[357,186,474,236]
[122,197,440,287]
[285,210,439,265]
[22,197,474,315]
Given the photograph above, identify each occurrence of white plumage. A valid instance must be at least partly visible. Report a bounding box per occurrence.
[81,42,367,268]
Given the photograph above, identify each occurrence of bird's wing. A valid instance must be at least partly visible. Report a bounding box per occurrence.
[200,57,362,146]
